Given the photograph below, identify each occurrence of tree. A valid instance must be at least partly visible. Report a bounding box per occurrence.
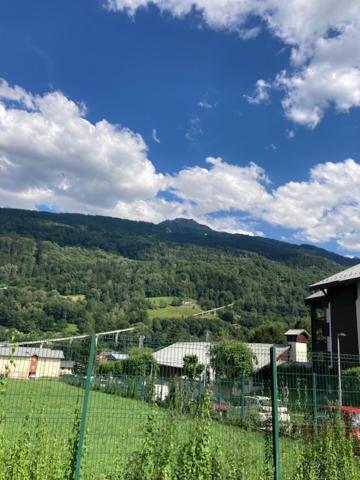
[248,321,286,344]
[123,349,158,377]
[183,355,204,380]
[210,341,253,380]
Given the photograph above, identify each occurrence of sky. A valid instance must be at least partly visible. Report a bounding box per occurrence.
[0,0,360,255]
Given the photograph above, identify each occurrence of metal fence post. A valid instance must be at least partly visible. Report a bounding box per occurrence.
[312,371,318,424]
[74,333,97,480]
[270,346,281,480]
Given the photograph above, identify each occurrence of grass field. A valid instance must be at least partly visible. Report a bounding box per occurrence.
[147,296,203,319]
[0,379,297,479]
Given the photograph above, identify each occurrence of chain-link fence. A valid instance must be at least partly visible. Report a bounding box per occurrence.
[0,330,359,479]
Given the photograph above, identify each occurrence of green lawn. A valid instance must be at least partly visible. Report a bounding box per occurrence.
[147,296,203,319]
[1,379,297,479]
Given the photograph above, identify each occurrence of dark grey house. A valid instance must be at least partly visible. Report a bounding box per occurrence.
[305,264,360,356]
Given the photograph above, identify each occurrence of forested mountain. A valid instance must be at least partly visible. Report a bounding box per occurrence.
[0,208,356,344]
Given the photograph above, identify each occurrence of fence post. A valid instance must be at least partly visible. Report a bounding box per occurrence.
[312,372,318,424]
[240,374,245,422]
[74,333,97,480]
[270,346,281,480]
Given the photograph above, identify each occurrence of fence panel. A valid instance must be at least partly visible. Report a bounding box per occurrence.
[1,333,359,479]
[80,335,276,479]
[0,335,92,479]
[277,350,360,480]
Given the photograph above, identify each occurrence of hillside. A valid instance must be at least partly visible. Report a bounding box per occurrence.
[0,208,354,343]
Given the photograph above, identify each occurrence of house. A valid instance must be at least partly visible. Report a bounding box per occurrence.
[305,263,360,356]
[98,352,129,362]
[0,347,64,379]
[181,299,193,307]
[153,342,212,379]
[153,332,308,379]
[60,360,75,375]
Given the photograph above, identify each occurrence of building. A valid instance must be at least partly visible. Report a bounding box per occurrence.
[284,329,310,363]
[305,263,360,356]
[98,352,129,362]
[60,360,75,375]
[153,333,308,379]
[0,346,64,379]
[153,342,212,379]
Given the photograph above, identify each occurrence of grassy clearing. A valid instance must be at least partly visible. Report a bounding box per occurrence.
[0,379,282,479]
[147,296,203,319]
[147,296,174,307]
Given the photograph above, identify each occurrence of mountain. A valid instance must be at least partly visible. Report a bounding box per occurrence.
[0,208,356,343]
[0,208,356,267]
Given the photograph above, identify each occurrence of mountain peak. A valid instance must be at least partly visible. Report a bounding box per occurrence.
[159,218,212,232]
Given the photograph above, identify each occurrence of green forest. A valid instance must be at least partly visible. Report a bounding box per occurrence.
[0,208,353,344]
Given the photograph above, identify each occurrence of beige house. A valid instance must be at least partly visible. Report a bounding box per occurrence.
[0,346,64,379]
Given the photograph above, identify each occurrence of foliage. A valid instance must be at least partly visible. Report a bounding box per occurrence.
[183,354,204,380]
[249,321,287,344]
[210,340,254,379]
[343,366,360,392]
[98,349,158,378]
[0,208,348,342]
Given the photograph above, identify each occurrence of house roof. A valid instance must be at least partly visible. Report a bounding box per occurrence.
[305,290,326,301]
[246,344,289,371]
[153,342,211,369]
[285,329,310,338]
[153,342,289,373]
[0,347,64,359]
[106,353,129,361]
[310,263,360,290]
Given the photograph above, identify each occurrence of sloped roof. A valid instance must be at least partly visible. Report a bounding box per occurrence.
[285,329,310,338]
[305,290,326,301]
[0,347,64,359]
[153,342,289,373]
[153,342,211,369]
[310,263,360,289]
[246,343,289,371]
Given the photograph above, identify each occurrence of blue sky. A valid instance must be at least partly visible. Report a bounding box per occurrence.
[0,0,360,255]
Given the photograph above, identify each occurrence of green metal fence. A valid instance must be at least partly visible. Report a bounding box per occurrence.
[0,331,359,479]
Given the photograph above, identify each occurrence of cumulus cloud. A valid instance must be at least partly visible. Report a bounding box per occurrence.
[104,0,360,127]
[0,79,165,216]
[168,157,271,217]
[1,80,360,252]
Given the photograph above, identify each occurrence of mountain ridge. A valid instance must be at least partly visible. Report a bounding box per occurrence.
[0,208,355,267]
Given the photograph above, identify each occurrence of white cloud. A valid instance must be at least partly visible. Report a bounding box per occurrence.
[260,159,360,250]
[185,116,203,141]
[244,79,271,105]
[2,80,360,252]
[0,80,165,215]
[0,79,36,110]
[199,215,264,236]
[168,156,271,216]
[197,100,216,109]
[265,143,277,152]
[152,128,161,144]
[105,0,360,127]
[286,129,295,139]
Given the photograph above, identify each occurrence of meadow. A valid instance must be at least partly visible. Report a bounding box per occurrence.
[1,379,358,479]
[1,379,270,479]
[147,296,204,319]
